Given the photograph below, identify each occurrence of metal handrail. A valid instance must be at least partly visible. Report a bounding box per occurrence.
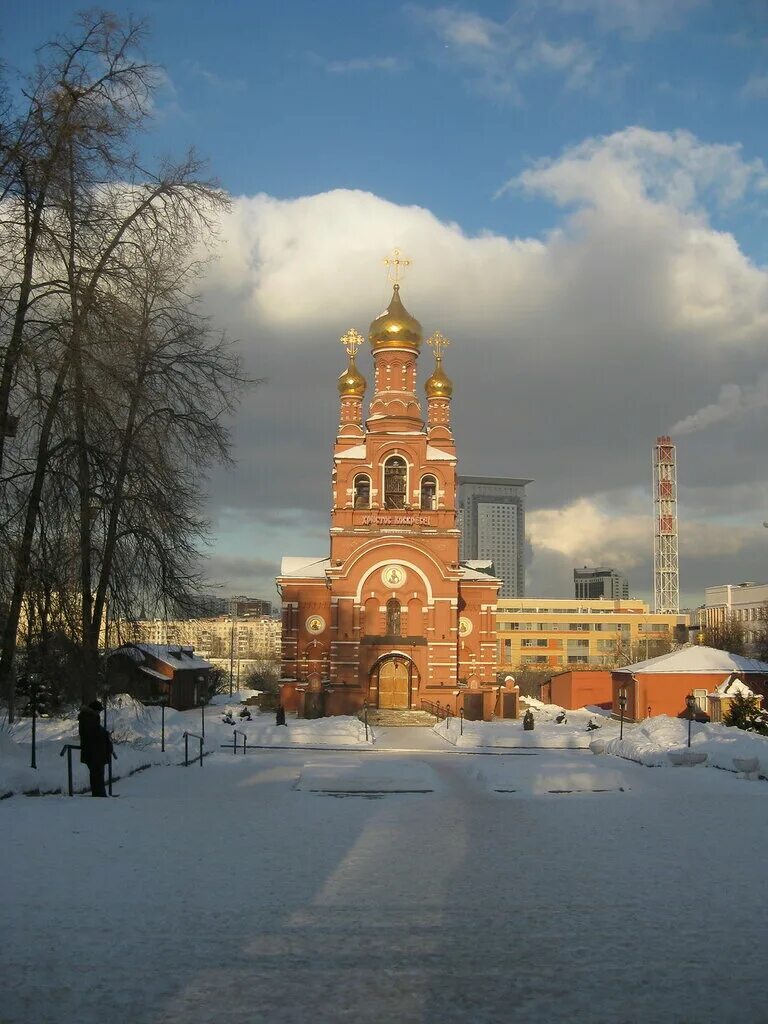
[233,728,247,754]
[420,699,462,732]
[183,731,205,766]
[59,744,81,796]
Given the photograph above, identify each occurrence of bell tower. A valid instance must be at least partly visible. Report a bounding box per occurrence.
[277,252,503,718]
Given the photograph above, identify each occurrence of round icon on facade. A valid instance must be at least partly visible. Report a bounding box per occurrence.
[306,615,326,635]
[458,616,473,637]
[381,564,407,589]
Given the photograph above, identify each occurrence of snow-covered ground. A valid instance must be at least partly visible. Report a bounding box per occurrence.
[437,700,618,748]
[1,696,371,797]
[600,713,768,772]
[2,733,767,1024]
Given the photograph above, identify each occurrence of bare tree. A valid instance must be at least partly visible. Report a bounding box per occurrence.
[703,613,747,656]
[0,13,252,716]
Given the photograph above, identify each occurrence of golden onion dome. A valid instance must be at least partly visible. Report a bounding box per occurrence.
[369,284,422,350]
[425,357,453,399]
[338,356,366,397]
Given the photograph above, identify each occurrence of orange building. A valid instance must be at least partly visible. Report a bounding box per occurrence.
[540,670,613,710]
[611,646,768,721]
[277,282,508,718]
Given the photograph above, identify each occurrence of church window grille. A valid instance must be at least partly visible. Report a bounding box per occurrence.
[384,456,407,509]
[386,599,402,636]
[353,474,371,508]
[420,475,437,510]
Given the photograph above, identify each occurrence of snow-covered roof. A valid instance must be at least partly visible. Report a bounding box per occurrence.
[133,644,211,671]
[335,444,367,460]
[279,556,330,578]
[620,646,768,675]
[139,665,169,682]
[426,445,456,462]
[459,561,502,582]
[708,676,754,698]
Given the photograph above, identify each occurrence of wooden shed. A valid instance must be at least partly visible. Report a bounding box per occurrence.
[107,643,213,710]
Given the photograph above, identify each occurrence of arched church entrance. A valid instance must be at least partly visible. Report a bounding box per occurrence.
[372,655,416,710]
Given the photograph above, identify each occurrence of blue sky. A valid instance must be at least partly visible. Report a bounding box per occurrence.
[5,2,768,606]
[8,1,768,252]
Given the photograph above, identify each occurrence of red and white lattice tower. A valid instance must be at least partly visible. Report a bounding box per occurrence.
[653,435,679,613]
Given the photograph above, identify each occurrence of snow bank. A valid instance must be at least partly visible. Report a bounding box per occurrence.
[600,715,768,773]
[1,697,371,797]
[436,699,618,749]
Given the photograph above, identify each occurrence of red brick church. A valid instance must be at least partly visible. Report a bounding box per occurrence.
[278,274,511,718]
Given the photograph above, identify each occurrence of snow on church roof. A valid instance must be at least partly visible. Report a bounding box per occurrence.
[460,561,502,582]
[619,646,768,675]
[280,556,330,578]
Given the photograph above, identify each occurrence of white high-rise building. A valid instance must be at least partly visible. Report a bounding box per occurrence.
[458,477,531,598]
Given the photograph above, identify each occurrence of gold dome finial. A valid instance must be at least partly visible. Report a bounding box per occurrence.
[338,328,366,397]
[425,330,454,399]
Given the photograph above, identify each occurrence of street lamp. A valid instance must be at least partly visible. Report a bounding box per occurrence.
[685,693,696,748]
[618,687,628,741]
[28,676,38,770]
[158,690,169,752]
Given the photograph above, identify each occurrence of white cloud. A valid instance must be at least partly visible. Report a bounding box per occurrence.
[528,498,651,568]
[199,127,768,603]
[409,5,600,100]
[672,373,768,434]
[553,0,704,38]
[510,127,768,211]
[188,63,247,94]
[742,73,768,100]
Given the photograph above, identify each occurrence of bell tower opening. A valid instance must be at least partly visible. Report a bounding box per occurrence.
[384,456,407,509]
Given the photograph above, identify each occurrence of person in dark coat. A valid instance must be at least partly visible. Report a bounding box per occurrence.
[275,705,286,726]
[555,710,567,724]
[77,700,114,797]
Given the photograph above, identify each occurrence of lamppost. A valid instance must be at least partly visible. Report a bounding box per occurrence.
[685,693,696,748]
[618,686,628,740]
[158,691,168,752]
[29,676,38,770]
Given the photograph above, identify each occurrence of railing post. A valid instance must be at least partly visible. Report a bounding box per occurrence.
[198,736,203,766]
[59,744,80,796]
[184,731,189,766]
[460,708,464,736]
[233,727,237,755]
[363,704,369,742]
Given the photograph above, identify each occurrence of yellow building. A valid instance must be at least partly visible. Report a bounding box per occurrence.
[496,598,689,671]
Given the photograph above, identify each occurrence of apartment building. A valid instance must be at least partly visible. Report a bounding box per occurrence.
[117,616,281,660]
[496,598,688,671]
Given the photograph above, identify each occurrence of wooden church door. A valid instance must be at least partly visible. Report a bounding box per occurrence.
[378,658,410,709]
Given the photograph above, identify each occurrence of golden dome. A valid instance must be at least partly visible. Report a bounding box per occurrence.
[425,357,453,399]
[338,356,366,397]
[369,285,422,350]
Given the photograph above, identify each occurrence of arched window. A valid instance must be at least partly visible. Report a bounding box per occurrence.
[420,475,437,510]
[353,474,371,508]
[384,456,407,509]
[386,598,401,636]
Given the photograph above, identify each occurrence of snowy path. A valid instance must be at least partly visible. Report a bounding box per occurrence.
[3,748,768,1024]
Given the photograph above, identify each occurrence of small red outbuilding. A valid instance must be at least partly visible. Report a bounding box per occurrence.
[612,646,768,721]
[540,670,613,710]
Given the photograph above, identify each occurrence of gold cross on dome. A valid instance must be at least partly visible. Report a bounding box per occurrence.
[427,330,451,360]
[340,328,364,357]
[383,248,411,286]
